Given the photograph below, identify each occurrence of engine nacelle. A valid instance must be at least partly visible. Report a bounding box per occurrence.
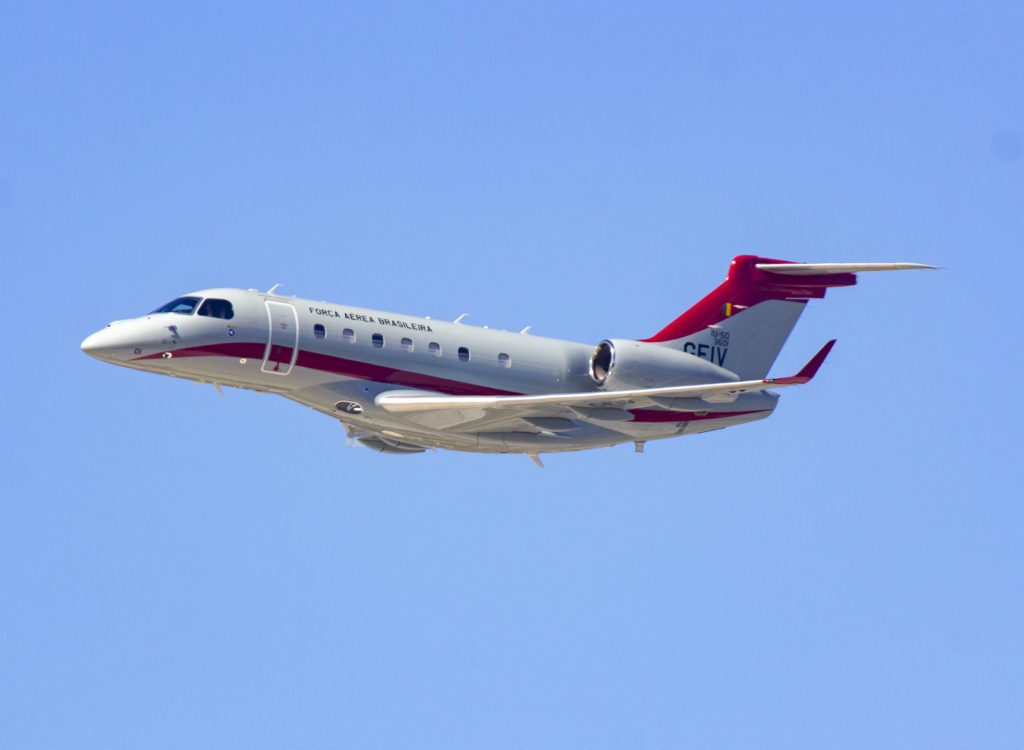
[589,338,738,390]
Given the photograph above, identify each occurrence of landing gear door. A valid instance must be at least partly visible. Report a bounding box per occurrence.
[262,301,299,375]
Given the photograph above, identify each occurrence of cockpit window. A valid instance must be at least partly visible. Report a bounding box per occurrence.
[197,298,234,320]
[151,296,201,315]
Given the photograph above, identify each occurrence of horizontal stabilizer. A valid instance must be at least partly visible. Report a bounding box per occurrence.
[643,255,937,354]
[755,262,938,275]
[377,341,836,414]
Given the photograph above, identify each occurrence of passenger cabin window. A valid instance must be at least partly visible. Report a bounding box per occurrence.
[458,346,470,362]
[498,352,511,368]
[313,324,326,340]
[428,342,441,357]
[343,328,356,343]
[197,298,234,320]
[372,333,384,348]
[401,337,414,353]
[151,296,201,315]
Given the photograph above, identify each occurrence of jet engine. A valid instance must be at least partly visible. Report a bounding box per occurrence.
[588,339,738,390]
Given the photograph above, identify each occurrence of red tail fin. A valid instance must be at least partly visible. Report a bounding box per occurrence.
[643,255,857,343]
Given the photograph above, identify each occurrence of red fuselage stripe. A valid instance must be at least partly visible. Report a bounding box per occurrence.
[133,341,768,423]
[134,341,518,397]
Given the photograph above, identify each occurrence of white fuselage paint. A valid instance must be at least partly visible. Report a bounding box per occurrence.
[82,288,776,455]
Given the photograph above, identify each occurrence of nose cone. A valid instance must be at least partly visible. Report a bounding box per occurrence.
[81,328,118,362]
[82,321,143,363]
[82,317,175,365]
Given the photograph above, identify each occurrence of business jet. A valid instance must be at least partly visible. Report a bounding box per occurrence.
[81,255,933,464]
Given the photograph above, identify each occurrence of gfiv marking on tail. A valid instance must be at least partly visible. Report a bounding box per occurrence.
[683,341,728,366]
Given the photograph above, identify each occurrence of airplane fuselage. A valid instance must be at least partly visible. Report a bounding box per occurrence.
[81,286,776,455]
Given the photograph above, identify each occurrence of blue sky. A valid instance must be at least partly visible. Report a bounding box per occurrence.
[2,2,1022,747]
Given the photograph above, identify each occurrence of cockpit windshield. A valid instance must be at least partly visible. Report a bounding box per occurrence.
[150,296,202,315]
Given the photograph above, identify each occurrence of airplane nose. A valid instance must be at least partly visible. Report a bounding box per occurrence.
[82,330,107,359]
[81,328,122,362]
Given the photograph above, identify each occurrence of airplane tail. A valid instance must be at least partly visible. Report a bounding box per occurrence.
[642,255,935,379]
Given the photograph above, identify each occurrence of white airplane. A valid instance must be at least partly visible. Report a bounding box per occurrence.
[82,255,934,464]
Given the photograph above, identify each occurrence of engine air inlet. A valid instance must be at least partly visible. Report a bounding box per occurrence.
[589,340,615,385]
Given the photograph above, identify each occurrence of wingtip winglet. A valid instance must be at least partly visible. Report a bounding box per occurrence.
[799,338,836,381]
[769,339,836,385]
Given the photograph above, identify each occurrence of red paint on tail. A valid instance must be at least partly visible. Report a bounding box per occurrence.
[643,255,857,342]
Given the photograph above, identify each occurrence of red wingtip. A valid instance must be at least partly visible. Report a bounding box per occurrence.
[770,339,836,385]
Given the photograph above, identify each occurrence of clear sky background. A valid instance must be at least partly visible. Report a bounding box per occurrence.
[2,2,1022,747]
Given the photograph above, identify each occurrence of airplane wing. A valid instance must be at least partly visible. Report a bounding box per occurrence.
[378,340,836,415]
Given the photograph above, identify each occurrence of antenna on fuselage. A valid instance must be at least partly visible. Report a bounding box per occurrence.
[266,283,283,295]
[454,313,469,324]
